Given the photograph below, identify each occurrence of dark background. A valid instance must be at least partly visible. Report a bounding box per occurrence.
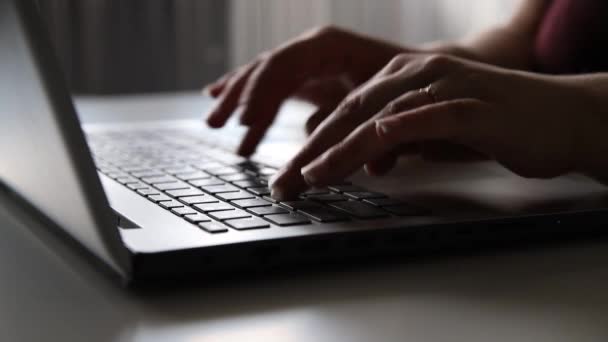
[37,0,229,94]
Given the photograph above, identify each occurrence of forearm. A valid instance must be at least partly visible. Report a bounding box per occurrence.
[568,74,608,183]
[420,28,536,70]
[420,0,550,70]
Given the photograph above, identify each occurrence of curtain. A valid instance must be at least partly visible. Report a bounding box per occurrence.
[38,0,228,94]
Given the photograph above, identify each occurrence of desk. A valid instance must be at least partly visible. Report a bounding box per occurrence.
[2,92,608,342]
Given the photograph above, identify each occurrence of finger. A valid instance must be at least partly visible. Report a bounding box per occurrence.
[364,143,419,176]
[270,53,454,199]
[299,80,350,134]
[295,77,351,105]
[206,61,259,128]
[364,153,398,176]
[375,99,486,145]
[305,106,335,135]
[236,120,274,157]
[206,70,235,98]
[298,90,435,187]
[237,30,368,127]
[270,75,419,199]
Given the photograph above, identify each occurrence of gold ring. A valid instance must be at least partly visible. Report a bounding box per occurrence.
[420,84,437,103]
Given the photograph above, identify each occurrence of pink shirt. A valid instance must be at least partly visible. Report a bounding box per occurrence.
[534,0,608,74]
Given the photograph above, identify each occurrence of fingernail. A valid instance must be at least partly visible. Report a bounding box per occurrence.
[300,166,317,186]
[270,187,285,201]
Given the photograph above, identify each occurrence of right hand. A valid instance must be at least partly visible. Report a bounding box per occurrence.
[204,26,407,156]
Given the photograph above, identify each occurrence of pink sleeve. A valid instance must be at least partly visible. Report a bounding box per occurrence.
[534,0,608,74]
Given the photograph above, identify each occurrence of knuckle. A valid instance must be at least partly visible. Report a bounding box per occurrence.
[385,54,411,74]
[392,53,410,65]
[422,53,453,72]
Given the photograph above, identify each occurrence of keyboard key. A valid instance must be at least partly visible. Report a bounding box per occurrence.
[382,204,428,216]
[221,173,256,182]
[206,166,241,176]
[328,184,365,193]
[262,196,279,203]
[137,188,161,196]
[184,213,212,223]
[127,182,149,190]
[179,195,218,205]
[154,182,190,191]
[297,206,349,222]
[278,200,319,211]
[164,166,197,174]
[142,175,176,184]
[166,188,205,198]
[329,201,389,219]
[265,213,311,226]
[248,205,289,216]
[120,165,148,173]
[171,207,198,216]
[131,170,164,178]
[199,221,229,233]
[193,161,225,170]
[344,191,387,200]
[301,188,331,196]
[208,209,251,221]
[225,217,270,230]
[231,198,271,208]
[175,171,211,181]
[201,184,240,194]
[148,194,172,202]
[307,194,349,202]
[257,167,277,176]
[159,200,184,209]
[107,171,129,179]
[189,178,224,187]
[194,202,233,212]
[233,180,267,189]
[237,161,264,171]
[116,176,139,184]
[247,186,271,196]
[363,198,406,207]
[216,192,256,201]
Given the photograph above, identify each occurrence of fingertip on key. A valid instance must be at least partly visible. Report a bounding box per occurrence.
[300,166,318,187]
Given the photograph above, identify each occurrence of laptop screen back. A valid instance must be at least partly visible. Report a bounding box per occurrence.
[0,0,129,276]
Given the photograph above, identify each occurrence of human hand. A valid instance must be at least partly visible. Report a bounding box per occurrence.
[270,53,593,200]
[205,26,407,156]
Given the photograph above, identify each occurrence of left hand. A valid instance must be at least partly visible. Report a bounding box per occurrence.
[270,53,593,200]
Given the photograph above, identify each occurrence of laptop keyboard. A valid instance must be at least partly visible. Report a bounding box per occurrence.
[87,129,426,234]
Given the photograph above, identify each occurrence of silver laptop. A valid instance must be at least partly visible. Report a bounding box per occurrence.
[2,0,608,286]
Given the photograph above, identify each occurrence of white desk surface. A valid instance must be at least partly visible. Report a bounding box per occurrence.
[2,92,608,342]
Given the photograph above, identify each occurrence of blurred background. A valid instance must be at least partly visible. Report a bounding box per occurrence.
[38,0,518,95]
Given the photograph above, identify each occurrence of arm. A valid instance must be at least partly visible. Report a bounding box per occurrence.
[424,0,551,70]
[568,74,608,183]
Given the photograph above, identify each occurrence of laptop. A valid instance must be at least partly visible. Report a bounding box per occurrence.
[2,0,608,287]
